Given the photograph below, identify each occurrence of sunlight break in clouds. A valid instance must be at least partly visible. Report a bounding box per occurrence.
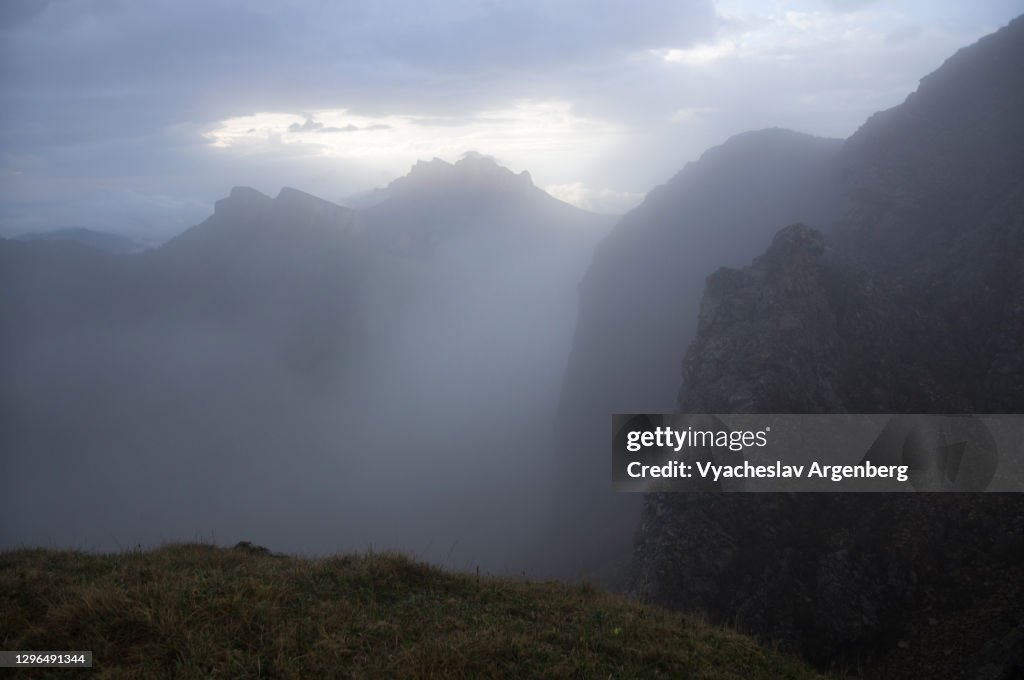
[657,40,739,65]
[203,101,627,186]
[544,182,645,215]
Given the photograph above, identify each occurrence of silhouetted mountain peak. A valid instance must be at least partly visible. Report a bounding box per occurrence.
[208,185,354,226]
[690,128,842,174]
[275,185,347,208]
[276,186,319,202]
[273,187,358,236]
[215,186,272,217]
[605,127,842,252]
[384,153,535,202]
[227,185,270,203]
[166,185,357,258]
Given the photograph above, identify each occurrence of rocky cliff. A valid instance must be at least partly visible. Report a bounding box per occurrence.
[626,16,1024,677]
[629,223,1024,674]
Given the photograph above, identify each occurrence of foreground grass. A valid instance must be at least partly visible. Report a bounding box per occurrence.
[1,543,823,679]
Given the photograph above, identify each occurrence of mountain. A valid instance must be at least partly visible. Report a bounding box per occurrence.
[339,156,615,571]
[625,16,1024,676]
[0,158,612,572]
[545,128,845,577]
[360,154,605,249]
[16,226,146,254]
[356,154,610,376]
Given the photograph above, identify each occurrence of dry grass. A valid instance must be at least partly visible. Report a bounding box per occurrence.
[1,543,825,679]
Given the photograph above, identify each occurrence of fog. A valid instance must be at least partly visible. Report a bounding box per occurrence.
[0,156,613,575]
[0,134,846,578]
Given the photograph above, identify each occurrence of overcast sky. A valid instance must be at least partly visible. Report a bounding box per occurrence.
[1,0,1021,240]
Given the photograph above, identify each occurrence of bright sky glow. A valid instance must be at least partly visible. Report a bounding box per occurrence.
[204,101,625,170]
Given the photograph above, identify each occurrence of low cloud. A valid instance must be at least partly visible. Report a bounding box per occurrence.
[288,118,326,132]
[287,118,392,134]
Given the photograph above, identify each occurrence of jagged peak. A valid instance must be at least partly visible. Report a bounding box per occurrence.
[276,186,318,201]
[227,186,271,202]
[275,186,349,213]
[385,152,535,199]
[407,157,452,175]
[207,184,354,231]
[214,186,272,216]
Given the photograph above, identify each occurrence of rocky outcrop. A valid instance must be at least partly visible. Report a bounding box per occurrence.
[677,224,846,413]
[629,222,1024,670]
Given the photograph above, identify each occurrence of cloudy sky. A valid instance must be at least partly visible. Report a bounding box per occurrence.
[1,0,1021,240]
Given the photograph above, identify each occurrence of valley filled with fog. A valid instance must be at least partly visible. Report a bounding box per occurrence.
[1,156,616,574]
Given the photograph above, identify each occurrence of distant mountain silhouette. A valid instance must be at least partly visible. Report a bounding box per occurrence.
[16,227,145,254]
[361,154,603,249]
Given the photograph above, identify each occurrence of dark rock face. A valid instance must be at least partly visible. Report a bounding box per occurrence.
[627,16,1024,676]
[632,491,1024,673]
[677,224,846,414]
[630,222,1024,669]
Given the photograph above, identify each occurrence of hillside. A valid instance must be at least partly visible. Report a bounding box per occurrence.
[0,544,824,679]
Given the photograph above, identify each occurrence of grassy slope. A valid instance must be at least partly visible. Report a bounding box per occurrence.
[2,544,824,679]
